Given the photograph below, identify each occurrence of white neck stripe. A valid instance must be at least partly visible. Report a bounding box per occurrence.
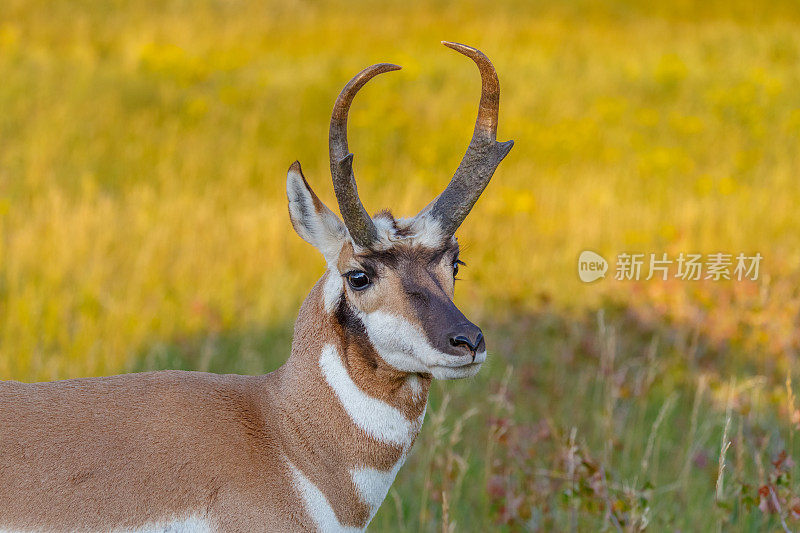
[350,404,426,523]
[319,344,414,447]
[287,459,363,533]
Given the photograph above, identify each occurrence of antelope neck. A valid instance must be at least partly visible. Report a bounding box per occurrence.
[275,275,430,529]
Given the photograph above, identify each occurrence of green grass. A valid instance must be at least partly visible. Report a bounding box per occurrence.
[1,0,800,530]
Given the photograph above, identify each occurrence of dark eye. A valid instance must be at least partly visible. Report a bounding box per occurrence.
[345,271,371,291]
[453,259,465,278]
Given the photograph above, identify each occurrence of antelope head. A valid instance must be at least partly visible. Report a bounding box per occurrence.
[286,42,513,380]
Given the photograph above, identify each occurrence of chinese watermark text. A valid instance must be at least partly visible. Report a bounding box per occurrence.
[579,251,762,283]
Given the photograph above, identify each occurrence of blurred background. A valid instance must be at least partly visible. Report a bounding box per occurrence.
[1,0,799,530]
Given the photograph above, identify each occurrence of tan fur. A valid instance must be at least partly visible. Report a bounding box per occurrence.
[0,277,430,532]
[2,41,507,530]
[1,199,468,533]
[3,151,473,533]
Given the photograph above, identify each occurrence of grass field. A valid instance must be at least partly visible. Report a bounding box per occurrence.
[2,0,800,530]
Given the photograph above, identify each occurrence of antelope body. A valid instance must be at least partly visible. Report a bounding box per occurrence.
[0,42,512,532]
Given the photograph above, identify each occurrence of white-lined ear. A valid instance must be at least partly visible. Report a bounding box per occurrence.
[287,161,348,265]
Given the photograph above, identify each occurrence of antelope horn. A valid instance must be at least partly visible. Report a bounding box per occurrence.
[423,42,514,236]
[329,63,401,248]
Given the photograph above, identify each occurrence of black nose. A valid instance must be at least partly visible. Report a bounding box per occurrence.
[448,325,484,357]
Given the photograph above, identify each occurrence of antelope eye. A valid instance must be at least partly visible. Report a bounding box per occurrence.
[345,271,371,291]
[453,259,464,278]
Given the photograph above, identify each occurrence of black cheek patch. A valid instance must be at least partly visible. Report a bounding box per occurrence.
[334,296,381,370]
[334,295,367,338]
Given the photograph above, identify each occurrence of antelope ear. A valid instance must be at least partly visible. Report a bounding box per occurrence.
[287,161,348,266]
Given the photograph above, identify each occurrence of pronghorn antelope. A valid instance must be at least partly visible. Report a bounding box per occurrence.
[0,41,512,532]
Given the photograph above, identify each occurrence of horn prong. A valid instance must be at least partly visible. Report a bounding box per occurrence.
[422,42,513,237]
[329,63,401,248]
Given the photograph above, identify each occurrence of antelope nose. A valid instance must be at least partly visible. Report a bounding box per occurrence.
[448,326,485,358]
